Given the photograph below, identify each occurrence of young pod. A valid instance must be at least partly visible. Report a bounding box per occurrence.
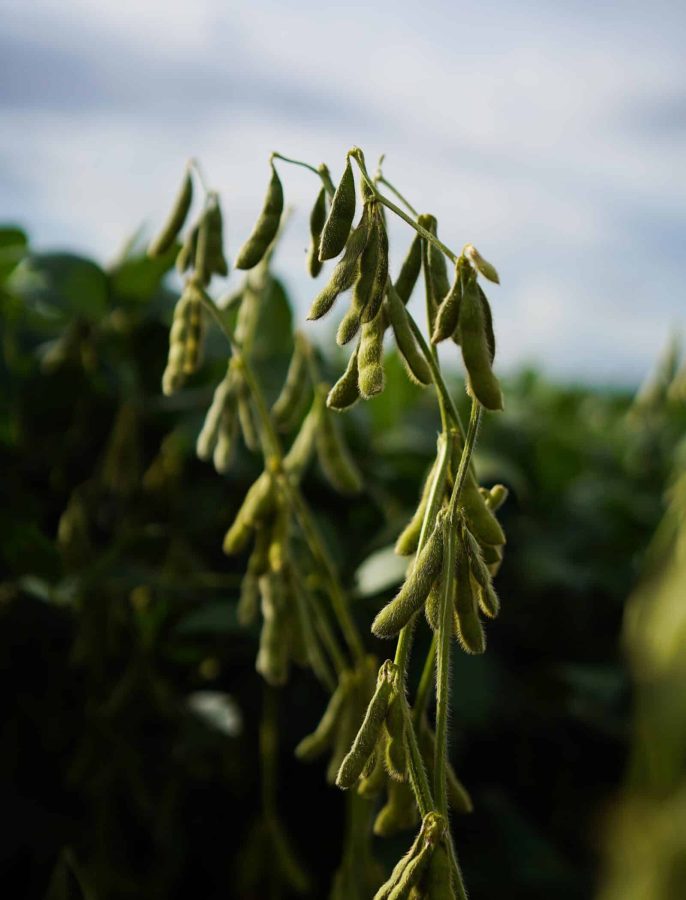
[394,232,423,305]
[235,162,284,269]
[295,672,352,760]
[464,242,500,284]
[314,390,363,494]
[336,662,395,789]
[319,157,356,260]
[357,741,387,798]
[372,516,445,639]
[419,214,450,315]
[213,406,239,474]
[307,206,371,320]
[222,472,275,555]
[358,313,385,399]
[327,346,361,411]
[385,285,432,386]
[272,332,310,429]
[148,168,193,258]
[197,369,234,461]
[237,380,261,452]
[373,779,420,838]
[462,523,500,618]
[459,269,503,410]
[336,224,379,345]
[162,292,194,395]
[424,580,445,633]
[383,694,408,782]
[306,187,327,277]
[479,285,497,363]
[283,407,317,481]
[176,222,198,274]
[360,210,389,324]
[395,459,438,556]
[425,842,456,899]
[237,530,271,626]
[485,483,508,512]
[453,541,486,654]
[205,199,229,277]
[255,572,290,685]
[431,263,462,344]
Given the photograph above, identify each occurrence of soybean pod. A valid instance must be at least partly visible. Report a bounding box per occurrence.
[148,167,193,258]
[235,161,284,269]
[319,157,356,260]
[459,269,503,410]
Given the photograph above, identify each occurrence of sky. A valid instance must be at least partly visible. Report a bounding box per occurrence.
[2,0,685,384]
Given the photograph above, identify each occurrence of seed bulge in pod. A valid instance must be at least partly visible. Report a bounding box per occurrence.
[319,157,356,260]
[235,161,284,270]
[148,168,193,258]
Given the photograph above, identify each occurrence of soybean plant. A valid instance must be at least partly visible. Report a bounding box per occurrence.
[148,146,509,899]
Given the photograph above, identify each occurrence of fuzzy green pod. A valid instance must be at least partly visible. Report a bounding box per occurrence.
[336,663,394,789]
[384,694,407,782]
[306,187,327,277]
[295,673,351,760]
[432,264,462,344]
[358,313,385,399]
[176,222,198,274]
[479,285,496,363]
[327,347,361,411]
[237,530,271,626]
[237,380,260,452]
[374,829,424,900]
[196,369,234,461]
[162,288,204,395]
[205,200,229,277]
[361,210,389,324]
[460,472,506,547]
[373,779,420,838]
[223,472,275,555]
[465,243,500,284]
[235,162,284,269]
[395,459,438,556]
[372,517,445,638]
[195,203,214,285]
[462,523,500,618]
[283,407,317,481]
[319,157,356,260]
[272,334,310,430]
[314,389,363,494]
[454,541,486,654]
[357,742,387,798]
[425,842,456,899]
[307,205,371,320]
[419,214,450,314]
[424,579,445,633]
[148,169,193,258]
[460,269,503,410]
[336,220,380,345]
[255,572,289,685]
[213,406,239,474]
[485,483,508,512]
[386,842,432,900]
[385,285,432,386]
[394,233,423,305]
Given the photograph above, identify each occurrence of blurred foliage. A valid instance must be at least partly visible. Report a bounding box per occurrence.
[1,224,685,898]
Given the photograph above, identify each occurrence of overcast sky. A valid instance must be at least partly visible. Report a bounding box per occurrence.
[2,0,684,384]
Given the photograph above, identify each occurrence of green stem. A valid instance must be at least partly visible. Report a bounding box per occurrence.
[434,520,456,818]
[413,632,437,723]
[271,152,335,197]
[396,690,434,817]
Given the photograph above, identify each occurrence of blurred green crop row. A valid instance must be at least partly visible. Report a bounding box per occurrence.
[1,225,684,898]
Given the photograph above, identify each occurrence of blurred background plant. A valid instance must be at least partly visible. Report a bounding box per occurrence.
[1,224,685,898]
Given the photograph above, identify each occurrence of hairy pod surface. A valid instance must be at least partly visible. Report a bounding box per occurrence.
[385,286,432,386]
[148,169,193,258]
[327,347,361,411]
[464,242,500,284]
[358,314,385,399]
[307,206,371,320]
[283,408,317,480]
[196,369,234,461]
[454,542,486,654]
[235,162,284,269]
[394,232,423,305]
[395,459,438,556]
[307,187,327,277]
[432,263,463,344]
[373,779,420,838]
[372,516,445,638]
[335,663,394,789]
[383,695,408,782]
[319,157,356,260]
[175,222,198,274]
[222,472,275,555]
[460,270,503,410]
[361,209,389,324]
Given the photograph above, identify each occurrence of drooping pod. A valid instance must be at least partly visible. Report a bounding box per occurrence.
[237,378,261,452]
[336,217,380,345]
[306,187,327,277]
[453,538,486,654]
[459,269,503,410]
[314,387,363,494]
[162,286,205,396]
[425,842,456,899]
[196,365,236,461]
[383,694,407,782]
[255,571,290,685]
[295,673,352,761]
[461,521,500,618]
[222,472,275,555]
[419,214,450,316]
[235,161,284,269]
[148,167,193,258]
[283,407,318,481]
[204,198,229,278]
[237,529,271,626]
[307,206,372,320]
[360,208,389,324]
[372,514,445,638]
[213,403,239,474]
[271,332,310,429]
[385,284,432,387]
[374,813,446,900]
[395,458,438,556]
[432,262,463,344]
[336,661,395,789]
[176,221,198,274]
[373,778,420,837]
[358,312,385,399]
[319,157,356,260]
[394,232,423,305]
[464,242,500,284]
[327,346,361,411]
[449,440,506,547]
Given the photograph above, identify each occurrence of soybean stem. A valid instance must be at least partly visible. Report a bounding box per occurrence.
[413,632,437,723]
[397,690,434,817]
[434,523,456,819]
[271,152,335,197]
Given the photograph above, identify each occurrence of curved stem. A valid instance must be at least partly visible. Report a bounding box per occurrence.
[271,152,335,197]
